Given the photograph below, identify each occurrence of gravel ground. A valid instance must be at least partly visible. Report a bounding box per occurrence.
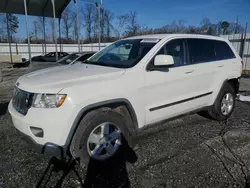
[0,75,250,188]
[240,77,250,92]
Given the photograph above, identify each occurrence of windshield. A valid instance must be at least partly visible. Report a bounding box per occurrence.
[87,39,159,68]
[45,52,53,57]
[57,54,80,65]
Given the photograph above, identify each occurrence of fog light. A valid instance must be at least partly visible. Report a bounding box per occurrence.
[30,127,44,138]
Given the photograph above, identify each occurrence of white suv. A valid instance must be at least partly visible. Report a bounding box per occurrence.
[8,34,242,164]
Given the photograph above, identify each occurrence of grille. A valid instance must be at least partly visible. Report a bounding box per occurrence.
[12,87,34,115]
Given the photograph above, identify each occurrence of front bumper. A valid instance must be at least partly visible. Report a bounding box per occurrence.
[8,99,79,159]
[17,129,65,160]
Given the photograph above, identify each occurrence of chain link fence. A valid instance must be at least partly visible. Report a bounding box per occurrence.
[0,34,250,72]
[221,33,250,73]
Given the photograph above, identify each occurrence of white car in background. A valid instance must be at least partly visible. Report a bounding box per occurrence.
[9,34,242,166]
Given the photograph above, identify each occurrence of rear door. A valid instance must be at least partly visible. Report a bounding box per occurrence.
[214,40,238,75]
[186,38,218,104]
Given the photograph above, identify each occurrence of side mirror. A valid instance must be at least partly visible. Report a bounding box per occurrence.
[154,55,174,67]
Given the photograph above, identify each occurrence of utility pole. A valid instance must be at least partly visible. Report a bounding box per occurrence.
[95,3,101,51]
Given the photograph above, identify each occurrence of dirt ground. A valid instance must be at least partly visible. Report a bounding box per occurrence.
[0,73,250,187]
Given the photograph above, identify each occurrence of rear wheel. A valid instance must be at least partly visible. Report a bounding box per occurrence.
[198,83,236,121]
[70,108,131,166]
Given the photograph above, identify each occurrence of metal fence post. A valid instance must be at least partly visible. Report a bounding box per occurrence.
[43,16,47,55]
[243,23,248,54]
[59,18,62,52]
[74,0,80,52]
[243,23,248,70]
[0,68,2,83]
[23,0,32,62]
[16,42,18,55]
[51,0,58,61]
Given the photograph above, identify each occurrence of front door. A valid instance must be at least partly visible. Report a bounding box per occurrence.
[144,38,211,125]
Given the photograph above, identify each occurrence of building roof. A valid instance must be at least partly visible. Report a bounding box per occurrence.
[0,0,71,18]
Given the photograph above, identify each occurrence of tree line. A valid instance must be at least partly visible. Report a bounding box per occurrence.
[0,4,246,44]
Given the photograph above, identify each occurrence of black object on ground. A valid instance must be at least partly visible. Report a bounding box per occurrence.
[0,102,9,116]
[36,136,137,188]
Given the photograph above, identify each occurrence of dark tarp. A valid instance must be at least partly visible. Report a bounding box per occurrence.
[0,0,71,18]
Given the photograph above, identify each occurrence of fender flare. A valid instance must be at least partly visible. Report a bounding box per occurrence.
[213,77,240,104]
[64,98,138,151]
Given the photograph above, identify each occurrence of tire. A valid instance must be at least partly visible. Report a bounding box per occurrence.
[70,108,131,166]
[199,83,236,121]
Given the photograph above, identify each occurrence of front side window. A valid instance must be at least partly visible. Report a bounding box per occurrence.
[87,39,159,68]
[156,39,185,67]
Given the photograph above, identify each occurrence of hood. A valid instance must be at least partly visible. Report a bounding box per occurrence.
[25,62,61,75]
[17,64,125,93]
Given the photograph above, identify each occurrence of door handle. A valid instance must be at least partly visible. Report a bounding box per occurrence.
[185,69,194,74]
[218,65,224,68]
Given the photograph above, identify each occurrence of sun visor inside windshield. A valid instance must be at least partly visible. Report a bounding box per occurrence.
[140,39,160,43]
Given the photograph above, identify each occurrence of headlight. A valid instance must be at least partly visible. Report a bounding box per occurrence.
[32,94,67,108]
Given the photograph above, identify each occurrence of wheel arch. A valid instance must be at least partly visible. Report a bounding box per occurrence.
[64,98,138,152]
[227,78,240,94]
[213,77,240,104]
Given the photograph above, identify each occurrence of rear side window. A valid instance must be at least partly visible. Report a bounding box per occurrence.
[214,41,235,60]
[187,39,216,64]
[187,39,235,64]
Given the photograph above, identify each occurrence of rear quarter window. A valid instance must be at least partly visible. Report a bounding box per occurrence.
[214,40,236,61]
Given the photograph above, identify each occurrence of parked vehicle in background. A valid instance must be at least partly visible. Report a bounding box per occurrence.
[26,52,96,73]
[8,34,242,166]
[31,52,69,62]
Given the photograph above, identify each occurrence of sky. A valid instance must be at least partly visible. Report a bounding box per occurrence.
[16,0,250,38]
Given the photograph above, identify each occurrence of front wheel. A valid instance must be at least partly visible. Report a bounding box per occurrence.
[70,109,131,166]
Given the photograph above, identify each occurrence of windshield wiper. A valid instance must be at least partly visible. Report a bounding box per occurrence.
[83,60,113,67]
[82,60,94,64]
[83,60,105,66]
[83,60,126,69]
